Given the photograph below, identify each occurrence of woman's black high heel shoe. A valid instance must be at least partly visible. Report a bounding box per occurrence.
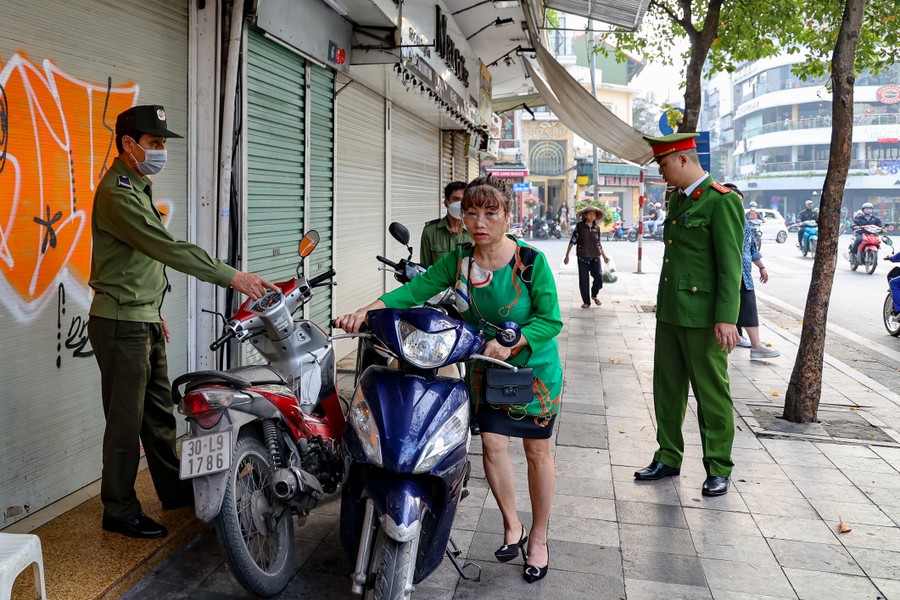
[523,542,549,583]
[494,526,527,563]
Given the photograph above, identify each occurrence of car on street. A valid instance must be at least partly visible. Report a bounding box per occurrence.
[745,207,789,243]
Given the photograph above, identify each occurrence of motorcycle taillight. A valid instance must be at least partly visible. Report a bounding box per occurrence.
[178,391,224,429]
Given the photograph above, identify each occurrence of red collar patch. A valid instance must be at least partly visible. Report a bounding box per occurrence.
[692,188,703,199]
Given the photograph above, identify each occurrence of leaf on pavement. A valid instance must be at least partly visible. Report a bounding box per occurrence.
[837,520,852,534]
[771,391,780,397]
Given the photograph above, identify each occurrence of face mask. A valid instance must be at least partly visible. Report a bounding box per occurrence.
[447,201,462,220]
[131,143,167,176]
[864,209,873,216]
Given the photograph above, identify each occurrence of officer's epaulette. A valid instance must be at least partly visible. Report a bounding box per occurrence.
[710,181,732,195]
[425,218,440,225]
[117,175,132,190]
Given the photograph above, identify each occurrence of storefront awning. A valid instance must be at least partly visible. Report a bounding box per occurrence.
[544,0,650,30]
[523,41,654,166]
[492,93,545,114]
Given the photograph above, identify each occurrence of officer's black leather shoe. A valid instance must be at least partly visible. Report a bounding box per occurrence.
[102,512,168,539]
[634,460,680,481]
[702,476,729,497]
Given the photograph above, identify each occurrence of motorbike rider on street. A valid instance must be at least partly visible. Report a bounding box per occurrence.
[883,250,900,317]
[851,202,884,258]
[747,201,762,222]
[796,199,818,247]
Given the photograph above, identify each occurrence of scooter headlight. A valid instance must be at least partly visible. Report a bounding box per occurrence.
[413,402,470,474]
[397,320,456,368]
[349,393,383,466]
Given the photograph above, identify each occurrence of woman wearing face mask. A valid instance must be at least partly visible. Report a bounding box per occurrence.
[336,176,563,583]
[420,181,471,267]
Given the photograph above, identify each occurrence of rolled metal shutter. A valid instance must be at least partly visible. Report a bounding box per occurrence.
[246,29,305,282]
[307,63,335,328]
[0,0,188,524]
[441,130,454,194]
[453,131,468,182]
[391,107,440,267]
[333,83,385,358]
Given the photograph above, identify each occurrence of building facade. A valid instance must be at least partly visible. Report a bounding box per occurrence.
[703,54,900,225]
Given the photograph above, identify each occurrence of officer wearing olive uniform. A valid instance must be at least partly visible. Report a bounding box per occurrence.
[633,133,745,497]
[420,181,471,267]
[88,105,276,538]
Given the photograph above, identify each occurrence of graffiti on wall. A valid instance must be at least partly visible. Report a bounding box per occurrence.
[0,52,141,323]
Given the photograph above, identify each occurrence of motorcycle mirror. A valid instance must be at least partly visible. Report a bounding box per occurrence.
[201,307,228,326]
[298,230,320,257]
[885,236,894,248]
[389,222,410,246]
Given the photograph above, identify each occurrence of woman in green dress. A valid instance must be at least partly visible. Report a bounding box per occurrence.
[335,177,562,583]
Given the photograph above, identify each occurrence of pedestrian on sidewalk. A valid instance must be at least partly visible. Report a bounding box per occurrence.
[724,183,780,360]
[634,133,745,497]
[335,176,562,583]
[563,205,610,308]
[88,105,277,539]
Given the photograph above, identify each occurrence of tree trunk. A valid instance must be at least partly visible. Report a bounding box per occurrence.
[675,0,723,132]
[783,0,866,423]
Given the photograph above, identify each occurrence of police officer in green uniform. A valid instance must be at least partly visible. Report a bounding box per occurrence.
[419,181,471,266]
[633,133,745,497]
[88,105,277,538]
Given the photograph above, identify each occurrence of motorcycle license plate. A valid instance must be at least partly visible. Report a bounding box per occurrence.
[179,431,231,479]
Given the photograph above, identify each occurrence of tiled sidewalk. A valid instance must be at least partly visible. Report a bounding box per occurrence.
[119,261,900,600]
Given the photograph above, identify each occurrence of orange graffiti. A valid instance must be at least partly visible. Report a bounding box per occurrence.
[0,53,138,306]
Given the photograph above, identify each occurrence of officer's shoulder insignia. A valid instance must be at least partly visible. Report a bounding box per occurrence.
[711,181,732,195]
[117,175,132,190]
[425,218,440,226]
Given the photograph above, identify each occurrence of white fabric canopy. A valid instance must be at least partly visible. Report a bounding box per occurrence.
[525,40,654,166]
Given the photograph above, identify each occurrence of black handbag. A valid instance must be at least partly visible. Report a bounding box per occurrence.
[484,367,534,406]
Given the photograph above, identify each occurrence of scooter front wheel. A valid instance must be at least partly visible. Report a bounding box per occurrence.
[866,250,878,274]
[626,230,638,243]
[215,433,294,597]
[365,528,414,600]
[884,294,900,337]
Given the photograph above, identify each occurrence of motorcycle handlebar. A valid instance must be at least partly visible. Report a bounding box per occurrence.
[210,329,236,351]
[308,269,336,288]
[376,255,400,270]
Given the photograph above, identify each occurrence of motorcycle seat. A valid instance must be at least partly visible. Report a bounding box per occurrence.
[172,366,286,401]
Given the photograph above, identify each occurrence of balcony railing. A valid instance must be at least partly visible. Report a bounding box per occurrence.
[755,159,867,173]
[742,113,900,138]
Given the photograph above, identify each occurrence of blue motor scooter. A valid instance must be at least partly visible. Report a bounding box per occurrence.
[798,220,819,258]
[336,223,521,599]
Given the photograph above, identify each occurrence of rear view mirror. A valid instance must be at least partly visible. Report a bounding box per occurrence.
[298,230,320,257]
[884,236,894,248]
[389,222,410,246]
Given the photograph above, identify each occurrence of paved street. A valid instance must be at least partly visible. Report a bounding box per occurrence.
[123,237,900,600]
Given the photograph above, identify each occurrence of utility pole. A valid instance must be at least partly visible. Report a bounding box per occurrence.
[588,22,600,201]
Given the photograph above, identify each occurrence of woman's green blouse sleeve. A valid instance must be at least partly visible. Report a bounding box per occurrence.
[521,251,562,346]
[379,249,458,308]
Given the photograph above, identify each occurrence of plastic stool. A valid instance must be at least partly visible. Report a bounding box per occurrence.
[0,533,47,600]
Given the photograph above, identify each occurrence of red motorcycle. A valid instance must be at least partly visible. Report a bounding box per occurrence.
[848,224,890,274]
[175,230,345,597]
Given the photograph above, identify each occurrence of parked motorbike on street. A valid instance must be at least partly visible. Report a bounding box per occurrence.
[336,223,521,599]
[604,220,638,242]
[882,265,900,337]
[174,231,344,597]
[847,224,891,274]
[797,220,819,258]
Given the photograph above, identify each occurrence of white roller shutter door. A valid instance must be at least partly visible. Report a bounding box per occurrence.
[333,83,386,358]
[0,0,188,524]
[391,107,440,270]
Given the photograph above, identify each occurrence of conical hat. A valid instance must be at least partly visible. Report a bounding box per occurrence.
[578,204,605,219]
